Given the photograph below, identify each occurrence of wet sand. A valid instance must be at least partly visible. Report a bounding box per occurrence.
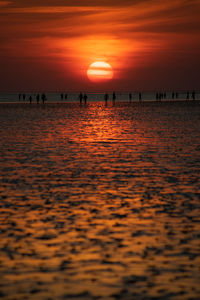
[0,101,200,299]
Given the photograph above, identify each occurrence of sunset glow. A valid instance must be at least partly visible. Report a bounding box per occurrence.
[87,61,113,82]
[0,1,200,299]
[0,1,200,91]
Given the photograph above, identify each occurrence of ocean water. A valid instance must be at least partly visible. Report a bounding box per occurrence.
[0,101,199,300]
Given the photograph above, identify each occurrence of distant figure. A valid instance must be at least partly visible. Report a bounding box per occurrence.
[60,93,63,100]
[65,94,67,100]
[104,93,109,104]
[29,96,32,104]
[36,94,40,104]
[129,93,132,102]
[192,90,195,100]
[186,91,189,100]
[139,92,142,101]
[23,94,26,101]
[164,92,166,99]
[83,93,87,104]
[112,92,116,104]
[18,94,21,101]
[79,92,83,105]
[156,93,158,100]
[41,93,46,104]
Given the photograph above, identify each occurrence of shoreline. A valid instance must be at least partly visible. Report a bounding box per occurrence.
[0,91,199,104]
[0,99,199,104]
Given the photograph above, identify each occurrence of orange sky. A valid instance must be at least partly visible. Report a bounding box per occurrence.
[0,0,200,91]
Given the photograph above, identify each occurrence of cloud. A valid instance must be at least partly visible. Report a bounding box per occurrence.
[5,0,200,9]
[0,0,200,91]
[1,0,199,37]
[7,0,143,8]
[1,0,199,43]
[0,1,12,6]
[1,6,103,14]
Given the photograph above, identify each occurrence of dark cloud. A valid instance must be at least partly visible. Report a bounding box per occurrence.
[9,0,141,7]
[7,0,200,9]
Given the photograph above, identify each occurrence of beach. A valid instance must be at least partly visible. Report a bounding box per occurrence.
[0,100,200,300]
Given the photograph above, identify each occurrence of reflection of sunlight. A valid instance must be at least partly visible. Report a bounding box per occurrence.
[72,105,146,148]
[81,107,122,142]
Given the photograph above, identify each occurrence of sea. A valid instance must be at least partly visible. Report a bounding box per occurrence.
[0,97,199,299]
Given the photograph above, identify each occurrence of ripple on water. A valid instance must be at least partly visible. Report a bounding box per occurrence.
[0,102,200,299]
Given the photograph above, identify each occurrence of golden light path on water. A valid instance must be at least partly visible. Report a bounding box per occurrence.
[0,102,199,299]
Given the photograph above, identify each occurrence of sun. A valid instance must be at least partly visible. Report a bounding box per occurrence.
[87,61,113,82]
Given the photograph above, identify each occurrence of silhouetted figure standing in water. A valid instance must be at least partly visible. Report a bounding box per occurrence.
[41,93,46,104]
[61,93,63,100]
[79,93,83,105]
[29,95,32,104]
[192,90,195,100]
[36,94,40,104]
[156,93,158,100]
[65,94,67,100]
[83,93,87,104]
[139,92,142,101]
[172,92,174,99]
[23,94,26,101]
[18,94,21,101]
[186,91,189,100]
[104,93,109,105]
[129,93,132,102]
[112,92,116,104]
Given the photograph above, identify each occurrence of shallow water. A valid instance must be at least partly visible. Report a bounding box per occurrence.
[0,101,200,300]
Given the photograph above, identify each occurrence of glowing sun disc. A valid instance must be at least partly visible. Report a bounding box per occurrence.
[87,61,113,82]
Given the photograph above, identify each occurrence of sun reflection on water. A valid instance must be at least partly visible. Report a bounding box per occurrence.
[0,102,199,299]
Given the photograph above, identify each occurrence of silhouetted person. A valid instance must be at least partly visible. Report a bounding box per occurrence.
[83,93,87,104]
[104,93,109,104]
[164,92,166,99]
[36,94,40,104]
[18,94,21,101]
[157,92,161,100]
[156,93,158,100]
[41,93,46,104]
[112,92,116,104]
[172,92,174,99]
[29,96,32,104]
[61,93,63,100]
[23,94,26,101]
[139,92,142,101]
[79,93,83,105]
[186,92,189,100]
[192,90,195,100]
[65,94,67,100]
[129,93,132,102]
